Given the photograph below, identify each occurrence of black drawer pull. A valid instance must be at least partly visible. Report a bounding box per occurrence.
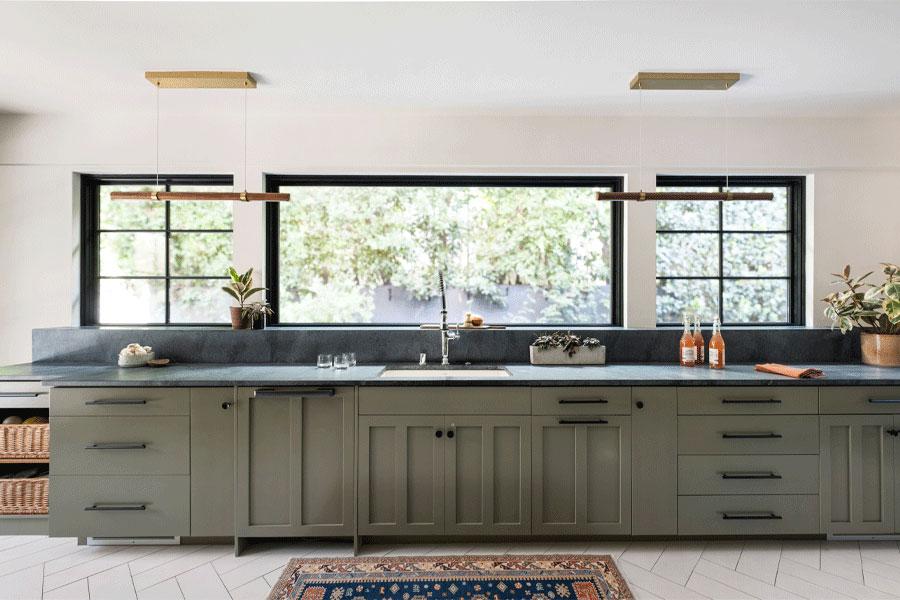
[0,392,46,397]
[558,398,608,404]
[722,432,782,439]
[84,504,147,511]
[85,399,147,406]
[85,443,147,450]
[558,418,608,425]
[868,398,900,404]
[253,388,335,398]
[721,472,782,480]
[887,429,900,437]
[722,511,782,520]
[722,398,781,404]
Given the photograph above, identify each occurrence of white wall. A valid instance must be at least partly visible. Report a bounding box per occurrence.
[1,109,898,364]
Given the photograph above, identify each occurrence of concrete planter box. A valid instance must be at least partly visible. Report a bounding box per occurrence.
[529,345,606,366]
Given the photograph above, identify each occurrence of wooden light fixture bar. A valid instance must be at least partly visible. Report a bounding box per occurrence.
[145,71,256,89]
[595,190,773,201]
[630,72,741,90]
[111,70,288,203]
[110,191,289,202]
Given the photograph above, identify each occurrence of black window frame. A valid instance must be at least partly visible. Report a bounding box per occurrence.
[80,173,235,326]
[265,174,625,327]
[655,174,806,327]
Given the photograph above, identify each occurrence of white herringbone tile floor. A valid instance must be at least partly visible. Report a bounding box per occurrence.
[1,536,900,599]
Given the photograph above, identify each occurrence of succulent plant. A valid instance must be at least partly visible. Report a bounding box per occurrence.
[532,331,602,357]
[822,263,900,335]
[222,267,266,308]
[241,301,274,324]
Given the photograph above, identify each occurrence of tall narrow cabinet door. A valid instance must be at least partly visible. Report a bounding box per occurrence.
[895,415,900,534]
[294,388,355,536]
[532,416,631,535]
[444,416,531,535]
[821,415,894,535]
[190,388,235,537]
[236,387,354,537]
[358,415,445,535]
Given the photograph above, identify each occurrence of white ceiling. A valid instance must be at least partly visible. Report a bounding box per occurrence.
[1,1,900,118]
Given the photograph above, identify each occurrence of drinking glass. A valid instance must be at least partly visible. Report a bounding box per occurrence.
[348,352,357,367]
[317,354,333,369]
[334,353,350,370]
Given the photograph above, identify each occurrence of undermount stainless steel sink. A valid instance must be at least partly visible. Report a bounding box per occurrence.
[379,365,511,378]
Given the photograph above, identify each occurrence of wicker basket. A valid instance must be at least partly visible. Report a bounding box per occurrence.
[0,423,50,460]
[0,478,49,515]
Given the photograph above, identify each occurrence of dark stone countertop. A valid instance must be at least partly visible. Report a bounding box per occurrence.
[1,362,898,387]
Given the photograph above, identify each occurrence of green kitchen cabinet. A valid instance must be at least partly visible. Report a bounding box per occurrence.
[820,414,894,535]
[357,414,531,536]
[235,387,355,538]
[531,415,631,535]
[190,388,236,537]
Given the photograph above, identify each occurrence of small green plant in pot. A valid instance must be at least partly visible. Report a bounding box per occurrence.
[822,263,900,367]
[222,267,266,330]
[242,302,274,330]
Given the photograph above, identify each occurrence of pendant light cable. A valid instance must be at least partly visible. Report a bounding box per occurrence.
[155,85,160,188]
[243,87,248,193]
[638,82,644,193]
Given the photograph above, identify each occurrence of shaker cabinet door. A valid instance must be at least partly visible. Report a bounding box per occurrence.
[532,415,631,535]
[190,388,236,537]
[821,415,894,535]
[444,416,531,535]
[236,387,354,537]
[358,415,445,536]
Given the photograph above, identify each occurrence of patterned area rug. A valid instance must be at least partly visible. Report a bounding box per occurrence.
[268,555,633,600]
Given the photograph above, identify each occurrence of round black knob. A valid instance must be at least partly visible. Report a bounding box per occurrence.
[447,430,455,439]
[435,430,443,438]
[636,401,644,410]
[221,402,233,410]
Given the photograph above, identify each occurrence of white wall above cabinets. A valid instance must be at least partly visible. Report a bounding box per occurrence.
[1,111,899,362]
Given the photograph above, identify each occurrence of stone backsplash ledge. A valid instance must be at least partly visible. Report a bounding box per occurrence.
[32,327,860,365]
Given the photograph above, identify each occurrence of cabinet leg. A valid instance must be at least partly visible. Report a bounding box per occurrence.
[353,535,360,556]
[234,536,247,557]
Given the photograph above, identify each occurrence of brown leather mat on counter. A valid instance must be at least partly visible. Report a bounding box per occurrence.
[755,363,825,379]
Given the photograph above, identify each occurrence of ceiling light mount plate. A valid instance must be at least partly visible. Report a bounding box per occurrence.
[145,71,256,89]
[630,72,740,91]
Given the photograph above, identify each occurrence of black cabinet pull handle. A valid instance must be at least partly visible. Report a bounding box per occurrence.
[558,418,608,425]
[722,398,781,404]
[721,472,782,480]
[722,512,782,520]
[447,430,455,439]
[435,430,443,438]
[887,429,900,437]
[221,402,233,410]
[85,399,147,406]
[253,388,335,398]
[0,392,46,398]
[85,443,146,450]
[722,432,782,439]
[558,398,607,404]
[84,504,146,511]
[869,398,900,404]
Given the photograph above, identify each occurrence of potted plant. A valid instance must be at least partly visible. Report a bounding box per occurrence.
[530,331,606,365]
[221,267,266,330]
[242,302,274,330]
[822,263,900,367]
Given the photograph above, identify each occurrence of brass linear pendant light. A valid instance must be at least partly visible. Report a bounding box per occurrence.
[111,71,289,202]
[595,72,773,202]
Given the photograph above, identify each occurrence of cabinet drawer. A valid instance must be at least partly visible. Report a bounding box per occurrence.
[678,495,819,535]
[49,475,189,537]
[359,387,529,415]
[532,387,631,415]
[678,416,818,454]
[51,417,189,475]
[50,388,189,417]
[678,455,819,495]
[678,387,817,415]
[819,387,900,414]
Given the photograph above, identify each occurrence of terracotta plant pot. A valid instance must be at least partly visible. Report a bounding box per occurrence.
[860,332,900,367]
[229,306,250,330]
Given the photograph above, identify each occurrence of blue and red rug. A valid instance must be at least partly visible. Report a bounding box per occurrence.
[268,555,633,600]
